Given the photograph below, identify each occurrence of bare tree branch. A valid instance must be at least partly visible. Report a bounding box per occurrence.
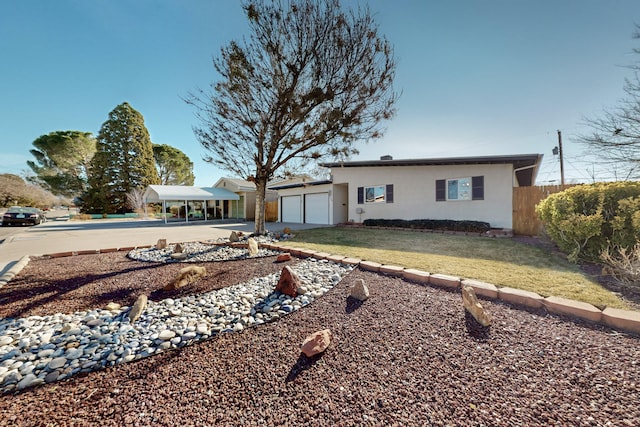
[185,0,398,233]
[578,25,640,179]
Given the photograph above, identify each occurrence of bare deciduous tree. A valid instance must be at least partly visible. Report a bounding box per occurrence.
[126,187,146,216]
[186,0,398,234]
[578,25,640,180]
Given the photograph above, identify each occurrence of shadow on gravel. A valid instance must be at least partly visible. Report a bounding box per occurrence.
[0,262,166,319]
[464,311,491,341]
[345,296,364,314]
[285,353,323,383]
[0,259,17,276]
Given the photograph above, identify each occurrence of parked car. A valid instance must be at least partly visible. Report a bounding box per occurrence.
[2,206,47,226]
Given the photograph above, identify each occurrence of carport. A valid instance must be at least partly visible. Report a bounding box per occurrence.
[143,185,240,224]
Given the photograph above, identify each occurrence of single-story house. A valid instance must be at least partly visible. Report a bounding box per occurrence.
[269,154,543,229]
[143,185,240,223]
[213,176,308,220]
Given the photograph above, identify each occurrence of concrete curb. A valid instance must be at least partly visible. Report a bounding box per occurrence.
[359,260,382,272]
[0,255,32,287]
[429,273,461,290]
[543,296,602,323]
[498,287,545,309]
[461,279,499,299]
[3,242,640,337]
[379,264,404,276]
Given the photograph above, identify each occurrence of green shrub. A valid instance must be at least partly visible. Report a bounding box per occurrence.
[362,219,491,233]
[536,182,640,262]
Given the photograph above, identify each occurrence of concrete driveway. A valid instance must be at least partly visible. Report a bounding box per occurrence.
[0,218,330,275]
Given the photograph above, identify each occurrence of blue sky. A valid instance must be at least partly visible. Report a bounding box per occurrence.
[2,0,640,186]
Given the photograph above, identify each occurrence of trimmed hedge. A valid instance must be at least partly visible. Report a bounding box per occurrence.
[362,219,491,233]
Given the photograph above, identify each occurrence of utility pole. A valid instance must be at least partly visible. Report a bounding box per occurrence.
[557,130,565,185]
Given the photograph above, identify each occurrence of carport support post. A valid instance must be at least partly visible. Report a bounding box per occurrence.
[163,200,167,224]
[185,200,188,223]
[204,199,207,221]
[143,196,147,219]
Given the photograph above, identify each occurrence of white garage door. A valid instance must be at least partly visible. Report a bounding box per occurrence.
[281,195,302,223]
[304,193,329,224]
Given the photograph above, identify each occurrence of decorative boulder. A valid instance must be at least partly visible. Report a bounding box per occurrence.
[350,278,369,301]
[301,329,332,357]
[170,253,188,260]
[156,239,167,249]
[276,265,302,297]
[276,253,292,262]
[106,302,121,311]
[128,294,148,323]
[462,284,491,327]
[247,237,259,256]
[164,266,207,291]
[229,231,240,242]
[173,243,184,253]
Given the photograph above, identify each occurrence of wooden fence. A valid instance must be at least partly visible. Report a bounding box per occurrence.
[265,200,278,222]
[512,184,576,236]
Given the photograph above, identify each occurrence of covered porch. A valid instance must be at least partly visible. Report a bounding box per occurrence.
[143,185,241,224]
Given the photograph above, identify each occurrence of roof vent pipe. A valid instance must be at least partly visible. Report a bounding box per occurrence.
[380,155,393,160]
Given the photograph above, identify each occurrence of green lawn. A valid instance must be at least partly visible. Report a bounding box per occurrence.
[288,227,628,310]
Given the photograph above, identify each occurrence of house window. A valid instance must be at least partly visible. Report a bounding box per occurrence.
[357,184,394,204]
[436,176,484,201]
[366,186,385,203]
[448,177,471,200]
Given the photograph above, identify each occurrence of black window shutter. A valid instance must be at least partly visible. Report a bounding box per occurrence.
[386,184,394,203]
[357,187,364,204]
[435,180,445,201]
[472,176,484,200]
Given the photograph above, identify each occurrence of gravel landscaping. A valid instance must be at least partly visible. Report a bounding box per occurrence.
[0,248,639,426]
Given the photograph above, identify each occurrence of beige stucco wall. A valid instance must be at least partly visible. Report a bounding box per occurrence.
[331,164,514,228]
[233,190,276,220]
[242,193,255,220]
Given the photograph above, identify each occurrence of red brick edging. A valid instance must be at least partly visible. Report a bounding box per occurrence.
[2,241,639,336]
[265,243,640,336]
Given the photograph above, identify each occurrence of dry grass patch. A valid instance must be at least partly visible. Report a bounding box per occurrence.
[290,227,627,309]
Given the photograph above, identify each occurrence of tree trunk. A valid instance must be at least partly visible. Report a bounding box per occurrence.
[254,177,268,235]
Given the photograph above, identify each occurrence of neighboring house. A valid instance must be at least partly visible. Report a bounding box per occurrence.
[269,154,543,229]
[214,176,308,220]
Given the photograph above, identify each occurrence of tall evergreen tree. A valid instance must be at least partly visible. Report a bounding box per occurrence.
[153,144,195,185]
[84,102,159,213]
